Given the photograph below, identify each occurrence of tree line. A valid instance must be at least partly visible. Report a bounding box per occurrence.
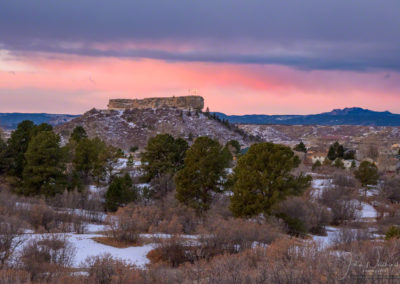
[0,121,118,197]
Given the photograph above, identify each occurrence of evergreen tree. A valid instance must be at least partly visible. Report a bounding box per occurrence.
[333,158,345,169]
[0,131,7,174]
[294,141,307,153]
[230,142,311,217]
[226,140,241,155]
[129,146,138,153]
[70,126,87,143]
[73,137,116,184]
[312,160,322,171]
[22,131,66,196]
[140,134,188,182]
[5,120,35,177]
[327,141,339,161]
[105,174,138,212]
[30,123,53,137]
[175,137,231,213]
[354,161,379,187]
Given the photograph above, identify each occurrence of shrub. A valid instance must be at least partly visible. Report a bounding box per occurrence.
[105,174,138,212]
[83,253,135,284]
[0,216,24,268]
[19,234,75,281]
[277,196,331,236]
[196,217,282,259]
[147,236,189,267]
[385,226,400,240]
[312,160,322,171]
[332,227,371,248]
[319,186,359,225]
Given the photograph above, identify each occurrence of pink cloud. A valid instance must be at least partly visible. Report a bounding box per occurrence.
[0,52,399,114]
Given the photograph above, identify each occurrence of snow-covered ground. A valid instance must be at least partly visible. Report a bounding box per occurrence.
[17,232,154,268]
[312,226,339,248]
[359,202,377,219]
[70,234,153,267]
[311,178,332,198]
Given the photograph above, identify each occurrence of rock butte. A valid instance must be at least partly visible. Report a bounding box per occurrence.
[108,96,204,111]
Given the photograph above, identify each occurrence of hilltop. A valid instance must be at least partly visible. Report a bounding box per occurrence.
[56,107,253,151]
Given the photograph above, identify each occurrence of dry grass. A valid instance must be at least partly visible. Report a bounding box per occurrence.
[91,237,141,248]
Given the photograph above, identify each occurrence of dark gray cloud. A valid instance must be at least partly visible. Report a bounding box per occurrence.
[1,0,399,71]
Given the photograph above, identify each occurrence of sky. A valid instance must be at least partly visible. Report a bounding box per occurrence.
[0,0,399,115]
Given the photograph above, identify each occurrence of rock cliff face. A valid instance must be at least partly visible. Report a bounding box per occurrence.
[108,96,204,111]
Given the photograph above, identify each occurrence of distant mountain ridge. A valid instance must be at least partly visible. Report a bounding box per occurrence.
[0,113,79,130]
[2,107,400,130]
[214,107,400,126]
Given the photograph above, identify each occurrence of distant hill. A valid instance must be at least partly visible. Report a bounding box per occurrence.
[214,107,400,126]
[0,113,79,130]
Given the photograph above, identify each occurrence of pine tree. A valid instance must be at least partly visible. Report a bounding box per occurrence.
[5,120,35,177]
[105,174,138,212]
[312,160,322,171]
[22,131,66,196]
[354,161,379,187]
[230,142,311,217]
[0,131,7,174]
[140,134,188,182]
[294,141,307,153]
[333,158,345,169]
[70,126,88,142]
[73,137,116,184]
[175,137,231,213]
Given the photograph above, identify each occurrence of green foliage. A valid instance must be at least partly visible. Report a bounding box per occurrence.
[21,131,66,196]
[70,126,87,142]
[0,131,7,174]
[333,158,345,169]
[229,142,311,217]
[5,120,35,177]
[354,161,379,187]
[127,154,134,168]
[385,226,400,240]
[105,174,138,212]
[129,146,138,153]
[275,213,306,236]
[175,137,231,213]
[312,160,322,171]
[351,160,356,168]
[294,141,307,153]
[327,141,354,161]
[226,140,241,155]
[30,123,53,137]
[73,137,117,184]
[343,150,356,160]
[327,141,342,161]
[140,134,188,182]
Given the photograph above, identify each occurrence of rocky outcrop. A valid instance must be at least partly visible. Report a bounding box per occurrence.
[108,96,204,111]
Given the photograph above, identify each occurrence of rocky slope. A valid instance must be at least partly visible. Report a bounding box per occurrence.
[56,108,251,150]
